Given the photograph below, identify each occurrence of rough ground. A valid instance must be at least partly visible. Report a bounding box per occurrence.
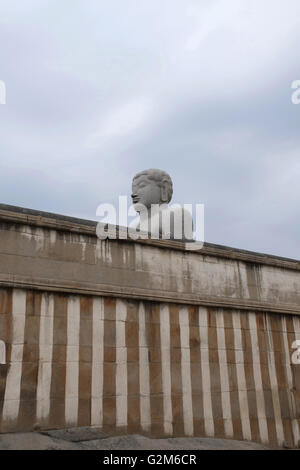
[0,427,271,450]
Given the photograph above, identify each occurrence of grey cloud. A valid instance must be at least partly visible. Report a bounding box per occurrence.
[0,0,299,259]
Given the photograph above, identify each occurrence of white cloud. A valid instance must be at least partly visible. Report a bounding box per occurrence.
[87,97,153,148]
[183,0,300,94]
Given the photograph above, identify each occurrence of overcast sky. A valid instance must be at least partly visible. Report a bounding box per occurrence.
[0,0,299,259]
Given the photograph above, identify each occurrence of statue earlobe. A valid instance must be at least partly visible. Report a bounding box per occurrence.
[161,185,168,203]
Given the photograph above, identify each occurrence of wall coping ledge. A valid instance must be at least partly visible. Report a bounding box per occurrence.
[0,202,299,271]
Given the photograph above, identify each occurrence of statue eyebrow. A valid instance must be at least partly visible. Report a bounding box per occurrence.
[134,178,148,185]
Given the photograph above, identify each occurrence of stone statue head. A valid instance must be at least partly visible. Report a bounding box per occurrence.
[131,168,173,210]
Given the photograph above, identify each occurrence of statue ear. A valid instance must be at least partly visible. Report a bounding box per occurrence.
[161,184,168,203]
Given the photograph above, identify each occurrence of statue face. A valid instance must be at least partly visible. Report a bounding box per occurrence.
[131,175,162,210]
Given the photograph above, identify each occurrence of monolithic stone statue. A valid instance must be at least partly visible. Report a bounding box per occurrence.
[131,168,193,241]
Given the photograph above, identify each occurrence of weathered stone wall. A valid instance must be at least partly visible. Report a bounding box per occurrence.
[0,204,299,448]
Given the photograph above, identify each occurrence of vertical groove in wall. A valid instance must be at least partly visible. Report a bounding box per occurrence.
[78,296,93,427]
[232,311,252,441]
[265,314,285,446]
[241,312,260,443]
[126,301,140,433]
[49,294,67,428]
[199,307,214,437]
[216,309,233,438]
[138,302,150,432]
[102,298,116,430]
[270,314,294,446]
[65,296,80,426]
[170,305,183,436]
[281,315,300,446]
[248,311,269,444]
[160,304,173,435]
[148,303,163,436]
[115,299,128,429]
[224,311,243,439]
[2,289,27,429]
[91,297,104,427]
[19,291,42,429]
[0,288,12,431]
[257,313,278,446]
[36,293,54,424]
[179,306,193,436]
[189,306,204,437]
[208,309,224,438]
